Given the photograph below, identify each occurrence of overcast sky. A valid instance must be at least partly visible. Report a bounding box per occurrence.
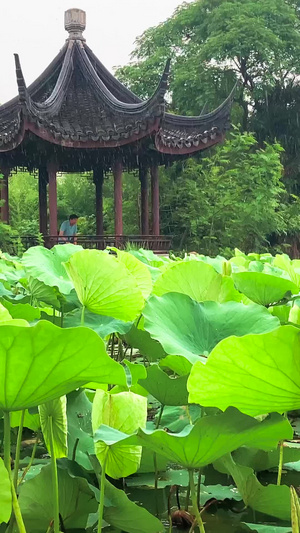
[0,0,192,104]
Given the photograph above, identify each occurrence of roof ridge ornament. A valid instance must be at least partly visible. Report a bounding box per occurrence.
[65,8,86,41]
[14,54,28,105]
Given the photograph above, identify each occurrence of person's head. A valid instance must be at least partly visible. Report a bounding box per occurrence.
[69,214,78,226]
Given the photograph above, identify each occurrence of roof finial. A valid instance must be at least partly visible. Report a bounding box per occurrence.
[64,8,86,41]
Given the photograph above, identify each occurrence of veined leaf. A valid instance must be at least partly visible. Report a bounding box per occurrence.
[143,294,280,358]
[94,409,291,470]
[39,396,68,458]
[92,390,147,478]
[232,272,298,306]
[0,457,12,524]
[22,244,82,295]
[138,365,189,406]
[64,249,144,322]
[217,454,290,521]
[109,248,152,299]
[153,260,241,302]
[0,321,126,411]
[188,325,300,416]
[18,464,97,531]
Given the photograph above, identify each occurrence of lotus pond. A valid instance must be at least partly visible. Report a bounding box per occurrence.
[1,245,300,533]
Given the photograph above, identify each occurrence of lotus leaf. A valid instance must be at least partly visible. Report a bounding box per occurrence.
[138,364,189,406]
[153,260,241,302]
[232,272,298,306]
[94,408,291,470]
[0,302,11,322]
[0,457,12,524]
[1,299,40,321]
[143,294,280,358]
[18,464,97,531]
[10,409,40,432]
[104,477,164,533]
[244,525,291,533]
[0,321,126,411]
[64,249,144,321]
[124,321,166,361]
[217,454,291,521]
[66,390,94,469]
[63,308,132,337]
[188,325,300,416]
[109,248,152,299]
[22,245,82,294]
[92,389,147,478]
[39,396,68,458]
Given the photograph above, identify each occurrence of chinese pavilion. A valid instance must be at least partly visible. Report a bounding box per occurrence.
[0,8,233,250]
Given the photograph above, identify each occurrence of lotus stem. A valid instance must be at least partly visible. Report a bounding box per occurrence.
[185,482,190,511]
[11,480,27,533]
[80,305,85,327]
[277,440,284,486]
[13,410,25,491]
[197,469,201,510]
[156,404,164,429]
[98,455,107,532]
[3,411,11,473]
[49,416,60,533]
[188,469,206,533]
[18,434,39,485]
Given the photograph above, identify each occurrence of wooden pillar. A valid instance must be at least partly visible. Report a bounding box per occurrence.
[48,162,58,239]
[93,168,104,235]
[38,168,48,235]
[139,165,149,235]
[151,165,160,236]
[113,160,123,236]
[0,168,10,224]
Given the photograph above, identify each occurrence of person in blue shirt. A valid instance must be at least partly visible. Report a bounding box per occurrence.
[59,214,78,244]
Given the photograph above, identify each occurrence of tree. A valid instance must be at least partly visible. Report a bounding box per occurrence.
[116,0,300,152]
[159,130,288,255]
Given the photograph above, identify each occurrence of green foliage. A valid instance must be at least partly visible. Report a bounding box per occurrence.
[160,130,288,254]
[188,325,300,415]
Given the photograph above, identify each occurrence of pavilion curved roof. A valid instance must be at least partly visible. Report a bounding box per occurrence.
[0,8,233,160]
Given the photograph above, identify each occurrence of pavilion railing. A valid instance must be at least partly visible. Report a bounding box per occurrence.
[8,235,172,254]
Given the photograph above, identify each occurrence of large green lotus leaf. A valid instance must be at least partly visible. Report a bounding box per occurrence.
[104,477,164,533]
[26,277,62,309]
[232,443,300,473]
[66,390,94,470]
[274,254,300,288]
[188,325,300,416]
[10,409,40,432]
[243,525,291,533]
[63,308,132,338]
[18,464,97,531]
[64,249,144,321]
[0,321,126,411]
[94,409,291,470]
[39,396,67,458]
[22,245,82,295]
[217,454,290,521]
[92,390,147,478]
[159,354,200,375]
[0,302,11,322]
[232,272,298,306]
[1,298,40,321]
[110,248,152,299]
[143,294,280,358]
[138,365,189,406]
[0,457,12,524]
[153,260,241,302]
[124,322,166,361]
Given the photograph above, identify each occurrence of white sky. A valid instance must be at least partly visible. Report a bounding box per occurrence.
[0,0,192,104]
